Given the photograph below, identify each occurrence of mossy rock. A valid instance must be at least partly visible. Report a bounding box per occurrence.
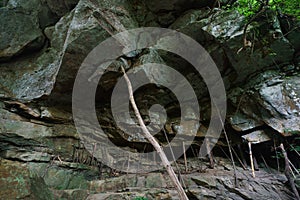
[0,159,54,199]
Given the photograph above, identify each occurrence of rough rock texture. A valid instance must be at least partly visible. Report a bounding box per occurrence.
[70,158,294,200]
[0,0,299,199]
[0,7,45,59]
[0,0,79,60]
[0,0,137,101]
[0,157,293,200]
[0,159,53,199]
[229,70,300,137]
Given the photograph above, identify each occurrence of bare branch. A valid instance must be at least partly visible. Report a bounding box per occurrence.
[280,143,300,200]
[120,59,188,200]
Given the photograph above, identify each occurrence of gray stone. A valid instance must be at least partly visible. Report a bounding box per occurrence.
[53,189,89,200]
[45,0,78,17]
[229,70,300,137]
[0,0,138,101]
[145,173,167,188]
[0,2,299,199]
[0,7,45,59]
[7,0,58,29]
[89,174,137,193]
[1,119,53,139]
[0,159,53,200]
[2,149,51,162]
[192,176,217,188]
[230,112,264,132]
[40,106,72,122]
[28,162,98,190]
[241,130,271,144]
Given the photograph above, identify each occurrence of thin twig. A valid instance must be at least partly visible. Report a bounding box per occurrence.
[279,143,300,200]
[274,139,280,172]
[213,100,238,187]
[162,127,185,188]
[238,0,269,53]
[162,128,181,171]
[260,154,271,173]
[248,142,256,178]
[231,146,247,170]
[288,160,300,176]
[206,138,214,168]
[289,144,300,159]
[183,142,188,173]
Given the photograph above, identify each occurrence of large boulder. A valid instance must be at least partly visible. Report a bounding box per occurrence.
[169,9,295,84]
[0,0,138,101]
[6,0,78,28]
[0,7,45,59]
[0,0,78,61]
[228,70,300,136]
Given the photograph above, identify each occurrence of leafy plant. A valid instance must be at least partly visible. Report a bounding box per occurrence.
[225,0,300,20]
[222,0,299,53]
[289,144,300,153]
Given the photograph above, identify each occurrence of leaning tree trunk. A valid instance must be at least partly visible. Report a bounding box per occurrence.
[87,1,188,197]
[121,64,189,200]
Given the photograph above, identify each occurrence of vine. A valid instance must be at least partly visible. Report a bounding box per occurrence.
[223,0,299,53]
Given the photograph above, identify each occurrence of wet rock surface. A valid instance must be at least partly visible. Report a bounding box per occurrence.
[0,0,299,199]
[228,70,300,138]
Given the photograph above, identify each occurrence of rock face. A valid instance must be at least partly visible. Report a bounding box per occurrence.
[63,158,293,200]
[0,7,45,59]
[0,0,299,199]
[0,159,53,199]
[229,71,300,137]
[0,157,292,200]
[0,0,79,60]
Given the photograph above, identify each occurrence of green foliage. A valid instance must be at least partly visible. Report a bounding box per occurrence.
[290,144,300,153]
[225,0,300,20]
[270,0,300,19]
[233,0,262,18]
[284,128,300,135]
